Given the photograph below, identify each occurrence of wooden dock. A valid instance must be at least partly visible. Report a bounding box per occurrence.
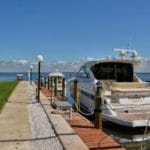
[67,112,125,150]
[41,87,125,150]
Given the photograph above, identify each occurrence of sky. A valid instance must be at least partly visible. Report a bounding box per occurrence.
[0,0,150,72]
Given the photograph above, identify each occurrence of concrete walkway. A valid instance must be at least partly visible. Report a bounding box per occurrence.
[0,81,88,150]
[0,81,31,150]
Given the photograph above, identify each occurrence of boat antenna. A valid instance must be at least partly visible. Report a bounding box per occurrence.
[128,36,132,51]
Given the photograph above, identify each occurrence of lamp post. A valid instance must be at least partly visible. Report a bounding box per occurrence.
[36,55,43,103]
[30,65,33,85]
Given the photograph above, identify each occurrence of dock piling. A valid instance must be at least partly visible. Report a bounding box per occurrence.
[74,79,79,112]
[54,77,58,97]
[47,76,50,90]
[62,78,66,100]
[44,77,47,88]
[94,81,103,129]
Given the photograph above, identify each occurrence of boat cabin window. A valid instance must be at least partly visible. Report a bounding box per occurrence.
[91,62,133,82]
[77,66,90,78]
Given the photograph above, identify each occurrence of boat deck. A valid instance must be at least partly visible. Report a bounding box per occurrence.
[104,103,150,127]
[116,113,150,121]
[112,104,150,120]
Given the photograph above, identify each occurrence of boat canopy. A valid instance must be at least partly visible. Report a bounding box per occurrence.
[49,72,64,77]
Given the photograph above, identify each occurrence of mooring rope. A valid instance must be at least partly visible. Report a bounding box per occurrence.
[140,115,150,150]
[73,100,94,116]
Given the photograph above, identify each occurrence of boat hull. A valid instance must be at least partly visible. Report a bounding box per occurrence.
[78,89,150,127]
[103,114,150,127]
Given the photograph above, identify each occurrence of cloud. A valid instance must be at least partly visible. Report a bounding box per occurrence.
[135,57,150,72]
[0,57,150,73]
[18,59,29,65]
[0,59,30,72]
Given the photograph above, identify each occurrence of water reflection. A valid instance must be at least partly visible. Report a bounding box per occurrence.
[103,121,150,150]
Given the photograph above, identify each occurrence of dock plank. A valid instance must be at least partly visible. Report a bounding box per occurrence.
[67,112,125,150]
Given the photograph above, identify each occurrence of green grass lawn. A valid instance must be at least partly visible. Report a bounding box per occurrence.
[0,80,19,112]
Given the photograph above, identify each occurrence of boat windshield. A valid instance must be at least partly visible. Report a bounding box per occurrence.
[91,62,133,82]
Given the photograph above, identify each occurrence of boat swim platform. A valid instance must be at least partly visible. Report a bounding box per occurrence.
[41,86,125,150]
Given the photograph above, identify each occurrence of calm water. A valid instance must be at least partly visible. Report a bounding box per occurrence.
[0,72,149,81]
[1,72,150,149]
[0,72,48,81]
[0,72,76,81]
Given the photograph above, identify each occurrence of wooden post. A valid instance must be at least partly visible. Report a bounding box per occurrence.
[44,77,46,88]
[48,76,50,90]
[62,78,66,100]
[35,88,38,99]
[50,77,53,103]
[94,81,103,129]
[50,77,53,96]
[40,76,44,87]
[50,77,52,91]
[74,79,79,112]
[54,77,58,97]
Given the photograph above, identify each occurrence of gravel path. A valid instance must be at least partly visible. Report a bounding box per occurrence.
[27,84,63,150]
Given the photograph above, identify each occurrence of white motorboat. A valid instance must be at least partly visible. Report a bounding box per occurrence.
[49,70,64,91]
[69,49,150,127]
